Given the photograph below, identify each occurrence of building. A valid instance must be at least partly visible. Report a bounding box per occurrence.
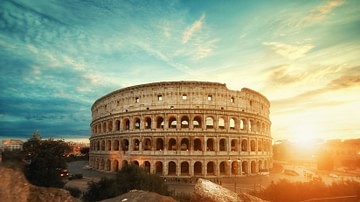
[1,139,23,151]
[89,81,272,178]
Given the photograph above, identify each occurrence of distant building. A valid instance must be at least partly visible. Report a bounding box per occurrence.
[67,142,89,156]
[1,139,23,151]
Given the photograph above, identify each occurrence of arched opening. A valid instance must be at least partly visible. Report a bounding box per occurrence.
[145,117,152,129]
[96,141,100,151]
[232,161,239,175]
[122,160,128,167]
[156,138,164,151]
[108,120,113,132]
[229,118,236,130]
[218,117,225,129]
[231,139,238,151]
[106,159,111,171]
[207,162,215,175]
[168,138,176,150]
[194,162,202,175]
[143,138,152,151]
[193,116,202,129]
[240,119,247,130]
[155,161,163,175]
[144,161,151,173]
[249,120,255,131]
[242,161,248,175]
[123,118,130,130]
[103,122,106,133]
[122,139,129,151]
[169,116,177,129]
[133,139,140,151]
[219,161,226,175]
[156,117,164,129]
[115,120,120,131]
[181,116,189,128]
[107,140,111,151]
[134,118,140,130]
[241,139,248,151]
[181,161,189,175]
[132,161,139,167]
[113,140,119,151]
[250,140,256,152]
[113,160,119,171]
[180,138,189,151]
[207,138,214,151]
[194,138,202,151]
[206,117,214,129]
[100,159,105,170]
[251,161,256,173]
[101,140,105,151]
[258,140,262,151]
[168,161,176,175]
[256,121,260,132]
[219,139,226,151]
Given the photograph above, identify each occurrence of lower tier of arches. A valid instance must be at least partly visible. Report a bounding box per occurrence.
[89,154,272,177]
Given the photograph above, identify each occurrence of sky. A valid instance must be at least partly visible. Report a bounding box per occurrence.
[0,0,359,143]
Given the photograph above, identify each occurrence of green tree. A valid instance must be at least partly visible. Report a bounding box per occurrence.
[83,164,169,202]
[23,132,70,188]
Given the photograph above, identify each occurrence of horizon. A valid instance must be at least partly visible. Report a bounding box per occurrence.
[0,0,359,142]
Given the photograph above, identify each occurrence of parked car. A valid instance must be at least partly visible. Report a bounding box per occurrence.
[68,173,83,180]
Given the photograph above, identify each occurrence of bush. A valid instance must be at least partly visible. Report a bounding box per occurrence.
[82,164,169,202]
[65,186,82,198]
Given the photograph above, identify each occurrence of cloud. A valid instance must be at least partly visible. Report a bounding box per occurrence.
[263,41,314,60]
[182,14,206,44]
[263,65,308,85]
[298,0,345,27]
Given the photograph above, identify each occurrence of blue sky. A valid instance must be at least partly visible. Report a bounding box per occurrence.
[0,0,359,143]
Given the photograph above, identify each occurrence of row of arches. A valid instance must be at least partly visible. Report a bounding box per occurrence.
[90,158,270,176]
[92,114,270,135]
[90,136,272,153]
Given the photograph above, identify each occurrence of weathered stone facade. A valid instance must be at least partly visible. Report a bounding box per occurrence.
[89,81,272,178]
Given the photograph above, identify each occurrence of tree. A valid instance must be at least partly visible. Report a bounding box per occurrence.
[23,132,70,188]
[83,164,169,202]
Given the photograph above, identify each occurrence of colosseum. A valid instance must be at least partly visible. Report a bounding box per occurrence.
[89,81,272,179]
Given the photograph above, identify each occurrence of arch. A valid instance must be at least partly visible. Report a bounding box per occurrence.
[133,139,140,151]
[156,116,164,129]
[256,121,260,132]
[181,161,189,175]
[168,161,176,175]
[168,138,176,150]
[143,138,152,151]
[193,116,202,129]
[180,138,189,151]
[169,116,177,129]
[181,116,189,128]
[134,117,141,130]
[232,160,239,175]
[115,120,120,131]
[194,138,202,151]
[122,139,129,151]
[240,119,247,130]
[101,140,105,151]
[107,140,111,151]
[145,117,152,129]
[100,159,105,170]
[206,116,214,129]
[123,118,130,130]
[258,140,262,151]
[242,161,248,175]
[108,120,113,132]
[113,140,119,151]
[156,138,164,151]
[144,161,151,173]
[251,161,256,173]
[103,122,107,133]
[231,139,238,151]
[132,161,139,167]
[219,138,226,151]
[241,139,248,151]
[218,117,225,129]
[122,160,128,167]
[207,138,214,151]
[229,118,236,130]
[113,160,119,171]
[249,120,255,131]
[96,141,100,151]
[155,161,163,175]
[250,140,256,152]
[219,161,226,175]
[194,161,202,175]
[106,159,111,171]
[207,161,215,175]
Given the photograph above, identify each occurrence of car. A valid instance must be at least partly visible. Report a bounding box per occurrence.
[56,168,69,177]
[68,173,83,180]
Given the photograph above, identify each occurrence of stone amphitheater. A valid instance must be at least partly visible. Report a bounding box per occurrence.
[89,81,272,179]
